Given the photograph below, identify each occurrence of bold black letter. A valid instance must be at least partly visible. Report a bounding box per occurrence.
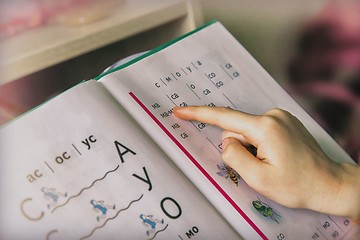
[114,141,136,163]
[160,197,182,219]
[132,167,152,191]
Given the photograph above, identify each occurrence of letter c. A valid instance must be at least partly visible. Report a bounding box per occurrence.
[34,170,43,178]
[20,198,44,221]
[62,152,70,160]
[89,135,97,143]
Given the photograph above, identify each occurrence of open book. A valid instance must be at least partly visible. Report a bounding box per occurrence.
[0,21,357,240]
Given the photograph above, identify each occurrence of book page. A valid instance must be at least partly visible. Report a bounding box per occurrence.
[0,80,241,239]
[99,22,356,239]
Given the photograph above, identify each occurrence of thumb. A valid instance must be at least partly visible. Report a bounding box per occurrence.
[222,137,265,186]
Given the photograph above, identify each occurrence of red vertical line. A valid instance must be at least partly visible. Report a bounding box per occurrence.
[129,91,268,240]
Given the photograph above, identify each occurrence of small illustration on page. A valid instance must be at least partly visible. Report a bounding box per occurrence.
[216,163,241,186]
[252,197,281,224]
[90,199,116,221]
[139,214,165,237]
[41,187,67,209]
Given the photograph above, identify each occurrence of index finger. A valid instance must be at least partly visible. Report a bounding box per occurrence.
[173,106,261,138]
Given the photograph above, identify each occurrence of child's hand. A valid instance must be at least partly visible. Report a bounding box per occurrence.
[173,106,360,222]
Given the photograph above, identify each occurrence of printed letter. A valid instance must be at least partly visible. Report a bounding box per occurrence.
[132,167,152,191]
[160,197,182,219]
[20,198,44,221]
[114,140,136,163]
[82,139,90,150]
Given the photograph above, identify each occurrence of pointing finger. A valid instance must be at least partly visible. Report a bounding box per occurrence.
[173,106,261,142]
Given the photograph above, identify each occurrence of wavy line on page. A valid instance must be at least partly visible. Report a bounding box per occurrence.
[80,194,144,240]
[129,92,268,240]
[51,165,120,213]
[149,224,168,240]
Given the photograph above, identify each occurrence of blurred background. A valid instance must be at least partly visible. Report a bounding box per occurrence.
[0,0,358,162]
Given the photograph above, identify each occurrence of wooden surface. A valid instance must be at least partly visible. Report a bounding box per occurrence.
[0,0,194,84]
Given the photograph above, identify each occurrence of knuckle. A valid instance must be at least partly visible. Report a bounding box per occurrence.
[221,130,231,140]
[260,108,293,132]
[222,143,238,162]
[269,108,295,122]
[259,115,281,132]
[265,108,289,118]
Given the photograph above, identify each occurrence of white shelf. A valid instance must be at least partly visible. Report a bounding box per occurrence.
[0,0,193,84]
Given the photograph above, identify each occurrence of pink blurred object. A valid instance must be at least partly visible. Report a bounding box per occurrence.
[312,1,360,68]
[288,1,360,163]
[0,0,97,40]
[0,1,44,39]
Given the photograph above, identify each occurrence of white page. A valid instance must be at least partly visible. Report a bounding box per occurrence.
[0,80,241,240]
[100,22,356,239]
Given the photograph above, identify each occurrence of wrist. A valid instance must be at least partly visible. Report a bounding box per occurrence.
[316,161,360,222]
[300,154,342,215]
[304,157,359,221]
[338,163,360,222]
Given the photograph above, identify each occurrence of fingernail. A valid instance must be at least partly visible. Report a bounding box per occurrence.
[173,107,186,117]
[173,106,189,114]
